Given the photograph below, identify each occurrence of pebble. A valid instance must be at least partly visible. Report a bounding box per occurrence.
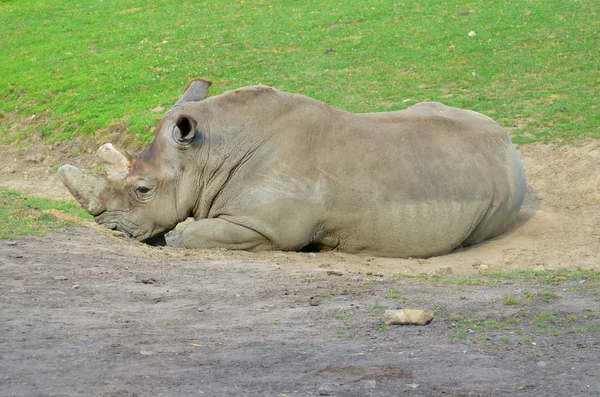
[53,276,68,281]
[334,296,347,302]
[72,284,80,289]
[537,361,547,367]
[438,266,453,275]
[468,31,476,37]
[317,383,335,395]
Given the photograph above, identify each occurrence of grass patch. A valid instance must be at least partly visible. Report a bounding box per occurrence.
[0,187,91,239]
[503,296,520,306]
[1,0,598,146]
[482,269,600,284]
[332,313,351,319]
[448,309,597,343]
[334,330,354,339]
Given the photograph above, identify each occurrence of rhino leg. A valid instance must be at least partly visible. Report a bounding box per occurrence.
[182,218,272,251]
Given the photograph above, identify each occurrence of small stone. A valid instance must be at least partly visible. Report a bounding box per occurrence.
[479,264,490,270]
[318,383,335,395]
[468,31,476,37]
[416,259,430,264]
[334,296,347,302]
[536,361,546,367]
[362,379,377,389]
[151,105,165,113]
[327,270,343,276]
[384,309,434,326]
[53,276,68,281]
[7,241,17,246]
[135,277,157,284]
[578,280,586,284]
[14,275,25,280]
[72,284,80,289]
[406,383,420,389]
[438,266,453,275]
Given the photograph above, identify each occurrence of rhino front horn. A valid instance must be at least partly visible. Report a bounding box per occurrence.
[58,165,107,215]
[97,143,130,179]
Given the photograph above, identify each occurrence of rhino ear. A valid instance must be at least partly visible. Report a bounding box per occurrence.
[172,78,212,109]
[172,115,197,146]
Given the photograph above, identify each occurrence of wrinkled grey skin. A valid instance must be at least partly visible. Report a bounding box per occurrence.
[59,79,526,258]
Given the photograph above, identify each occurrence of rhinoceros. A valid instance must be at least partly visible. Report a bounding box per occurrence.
[59,79,526,258]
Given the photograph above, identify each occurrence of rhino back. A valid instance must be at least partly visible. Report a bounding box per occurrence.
[204,91,525,257]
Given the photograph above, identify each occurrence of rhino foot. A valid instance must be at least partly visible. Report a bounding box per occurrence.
[182,218,272,251]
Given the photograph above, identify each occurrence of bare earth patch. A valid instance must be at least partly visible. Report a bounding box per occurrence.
[1,142,599,395]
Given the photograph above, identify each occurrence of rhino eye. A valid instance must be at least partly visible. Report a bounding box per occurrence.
[134,182,153,200]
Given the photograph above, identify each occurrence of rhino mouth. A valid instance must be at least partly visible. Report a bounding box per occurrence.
[95,211,138,239]
[94,211,166,246]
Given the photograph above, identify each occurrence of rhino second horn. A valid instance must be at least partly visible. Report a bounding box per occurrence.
[172,78,212,109]
[96,143,130,179]
[58,165,107,215]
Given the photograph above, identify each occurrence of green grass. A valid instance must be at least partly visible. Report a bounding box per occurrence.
[448,308,599,344]
[1,0,598,147]
[503,296,519,306]
[332,313,351,319]
[483,269,600,284]
[0,187,92,239]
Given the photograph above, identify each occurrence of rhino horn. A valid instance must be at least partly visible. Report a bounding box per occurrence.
[171,78,212,109]
[58,165,107,216]
[97,143,131,179]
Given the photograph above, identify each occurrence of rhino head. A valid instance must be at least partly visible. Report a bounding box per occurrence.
[58,79,213,246]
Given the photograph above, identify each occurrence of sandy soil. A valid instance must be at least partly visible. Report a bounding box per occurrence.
[1,141,599,396]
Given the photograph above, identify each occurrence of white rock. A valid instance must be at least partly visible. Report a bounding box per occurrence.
[384,309,434,326]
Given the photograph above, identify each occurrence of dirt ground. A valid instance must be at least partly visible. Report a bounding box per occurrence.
[1,141,599,396]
